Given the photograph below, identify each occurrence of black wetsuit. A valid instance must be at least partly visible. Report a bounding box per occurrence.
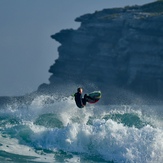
[74,92,87,108]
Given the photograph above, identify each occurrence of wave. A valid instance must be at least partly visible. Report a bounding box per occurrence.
[0,94,162,162]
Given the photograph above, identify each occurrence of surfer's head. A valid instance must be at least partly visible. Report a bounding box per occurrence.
[77,87,83,93]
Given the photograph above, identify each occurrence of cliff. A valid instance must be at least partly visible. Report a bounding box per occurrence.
[38,1,163,104]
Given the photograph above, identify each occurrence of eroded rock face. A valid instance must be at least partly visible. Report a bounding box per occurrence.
[38,1,163,104]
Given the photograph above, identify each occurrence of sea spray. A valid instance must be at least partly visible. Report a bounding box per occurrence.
[0,94,162,162]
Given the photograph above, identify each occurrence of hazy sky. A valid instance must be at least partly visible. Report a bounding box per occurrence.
[0,0,155,96]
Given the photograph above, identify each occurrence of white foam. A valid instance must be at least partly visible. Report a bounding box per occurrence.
[0,94,163,163]
[0,135,55,162]
[28,118,163,163]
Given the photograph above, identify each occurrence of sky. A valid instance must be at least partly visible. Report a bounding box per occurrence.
[0,0,155,96]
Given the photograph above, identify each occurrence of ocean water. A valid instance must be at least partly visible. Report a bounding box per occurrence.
[0,94,162,163]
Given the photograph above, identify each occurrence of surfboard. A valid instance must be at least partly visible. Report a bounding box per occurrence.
[86,91,101,104]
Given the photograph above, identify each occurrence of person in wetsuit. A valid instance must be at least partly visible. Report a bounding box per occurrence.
[74,88,87,108]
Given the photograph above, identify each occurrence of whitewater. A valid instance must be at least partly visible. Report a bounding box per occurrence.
[0,94,162,163]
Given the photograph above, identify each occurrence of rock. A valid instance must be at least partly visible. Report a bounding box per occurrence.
[38,1,163,104]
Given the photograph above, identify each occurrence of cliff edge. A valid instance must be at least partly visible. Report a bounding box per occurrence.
[38,1,163,104]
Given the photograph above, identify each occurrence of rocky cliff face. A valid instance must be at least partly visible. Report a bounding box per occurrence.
[38,1,163,104]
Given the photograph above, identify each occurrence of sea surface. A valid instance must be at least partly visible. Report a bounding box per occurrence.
[0,94,162,163]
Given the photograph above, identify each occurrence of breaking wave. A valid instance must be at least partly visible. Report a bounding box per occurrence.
[0,94,162,162]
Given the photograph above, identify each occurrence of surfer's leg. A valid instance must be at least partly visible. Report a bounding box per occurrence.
[82,94,87,105]
[85,94,94,101]
[82,99,86,105]
[84,94,89,102]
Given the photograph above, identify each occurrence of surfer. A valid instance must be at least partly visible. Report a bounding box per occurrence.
[74,88,87,108]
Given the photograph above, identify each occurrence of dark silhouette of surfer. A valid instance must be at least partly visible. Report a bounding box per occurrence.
[74,88,87,108]
[74,87,100,108]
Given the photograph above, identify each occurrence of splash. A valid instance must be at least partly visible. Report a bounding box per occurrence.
[0,94,162,162]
